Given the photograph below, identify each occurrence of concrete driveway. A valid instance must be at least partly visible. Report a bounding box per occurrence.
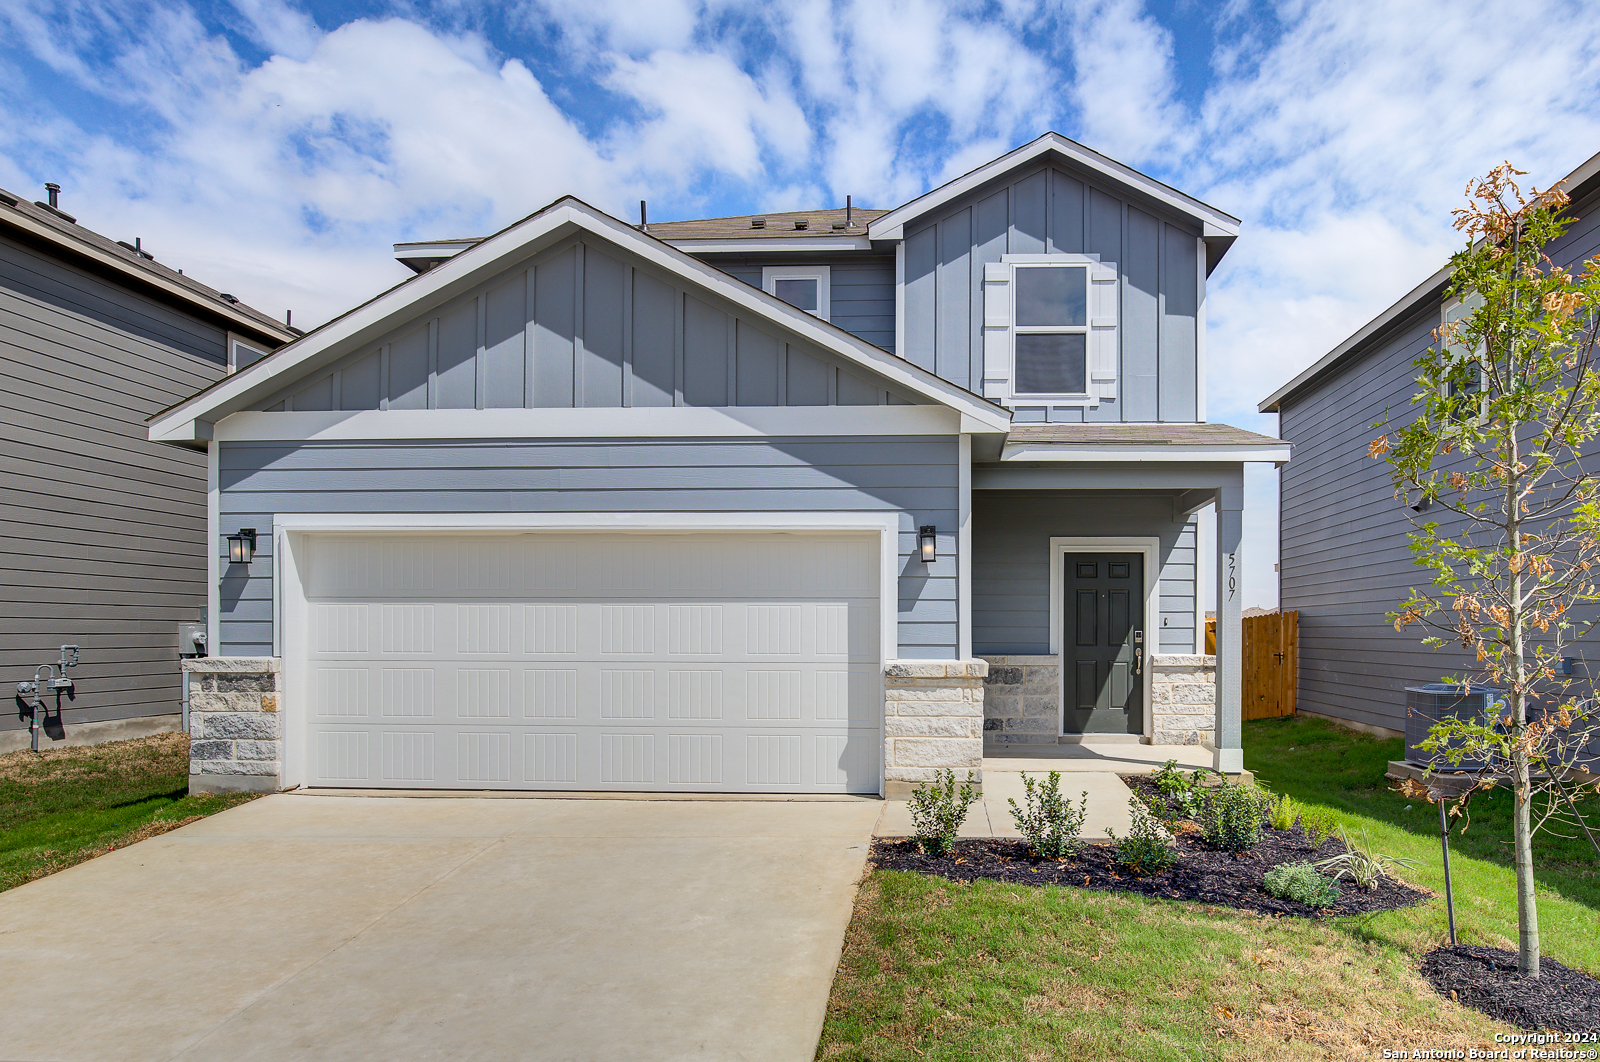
[0,794,880,1062]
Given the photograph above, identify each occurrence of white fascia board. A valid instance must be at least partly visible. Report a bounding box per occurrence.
[152,198,1010,443]
[0,211,295,344]
[869,133,1241,241]
[1259,147,1600,414]
[213,405,964,442]
[1000,443,1291,466]
[1259,261,1453,413]
[663,236,873,253]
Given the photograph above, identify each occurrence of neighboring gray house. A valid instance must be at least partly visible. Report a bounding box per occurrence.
[152,133,1288,795]
[1261,149,1600,737]
[2,184,291,753]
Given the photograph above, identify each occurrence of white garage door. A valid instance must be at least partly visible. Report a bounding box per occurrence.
[297,532,882,793]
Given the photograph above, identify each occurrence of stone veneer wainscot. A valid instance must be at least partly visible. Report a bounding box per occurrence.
[184,657,282,794]
[882,660,987,798]
[980,653,1217,746]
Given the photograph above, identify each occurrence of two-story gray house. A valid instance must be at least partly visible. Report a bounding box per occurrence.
[150,133,1288,795]
[2,184,291,752]
[1261,149,1600,736]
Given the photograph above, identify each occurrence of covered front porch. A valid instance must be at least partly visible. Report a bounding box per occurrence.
[966,422,1290,774]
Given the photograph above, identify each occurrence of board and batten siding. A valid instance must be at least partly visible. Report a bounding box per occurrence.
[903,162,1202,424]
[971,490,1199,655]
[1277,184,1600,732]
[0,230,228,734]
[714,255,896,352]
[256,240,918,414]
[217,436,960,660]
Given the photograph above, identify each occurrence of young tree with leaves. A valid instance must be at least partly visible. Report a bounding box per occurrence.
[1373,164,1600,977]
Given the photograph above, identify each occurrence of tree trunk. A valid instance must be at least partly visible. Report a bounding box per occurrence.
[1512,738,1541,976]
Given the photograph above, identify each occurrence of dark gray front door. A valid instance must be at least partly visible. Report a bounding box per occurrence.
[1063,553,1144,735]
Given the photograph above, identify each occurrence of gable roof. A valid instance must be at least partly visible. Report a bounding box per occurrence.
[1260,146,1600,414]
[150,196,1012,444]
[0,185,295,345]
[867,132,1241,270]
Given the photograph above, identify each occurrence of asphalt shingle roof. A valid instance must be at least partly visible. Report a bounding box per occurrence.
[0,185,293,341]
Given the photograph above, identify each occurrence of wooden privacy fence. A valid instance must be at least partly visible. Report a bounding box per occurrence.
[1203,611,1299,720]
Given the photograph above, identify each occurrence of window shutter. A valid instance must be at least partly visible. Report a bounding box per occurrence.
[982,262,1011,398]
[1089,264,1119,402]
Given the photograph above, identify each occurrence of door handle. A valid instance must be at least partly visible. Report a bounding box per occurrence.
[1133,630,1144,676]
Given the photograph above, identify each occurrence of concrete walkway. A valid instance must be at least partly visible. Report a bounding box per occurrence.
[0,794,880,1062]
[876,743,1211,841]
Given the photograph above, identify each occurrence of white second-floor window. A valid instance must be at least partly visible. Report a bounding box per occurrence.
[983,253,1118,407]
[763,265,831,320]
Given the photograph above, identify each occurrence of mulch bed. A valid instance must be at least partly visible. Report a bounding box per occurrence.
[872,776,1429,919]
[1420,945,1600,1033]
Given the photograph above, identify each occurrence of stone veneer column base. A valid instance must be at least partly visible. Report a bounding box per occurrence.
[976,655,1059,745]
[183,658,283,794]
[883,660,987,799]
[1151,654,1217,746]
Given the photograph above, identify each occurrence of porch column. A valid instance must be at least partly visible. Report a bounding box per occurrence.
[1213,481,1244,773]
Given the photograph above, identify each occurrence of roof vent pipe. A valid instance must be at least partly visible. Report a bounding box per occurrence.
[639,200,647,230]
[45,182,60,209]
[846,194,851,226]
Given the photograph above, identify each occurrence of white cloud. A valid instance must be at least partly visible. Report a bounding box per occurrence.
[7,0,1600,612]
[606,49,810,183]
[1064,0,1192,166]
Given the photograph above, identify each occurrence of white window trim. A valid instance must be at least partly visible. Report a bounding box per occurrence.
[982,253,1118,409]
[762,265,831,320]
[227,333,271,374]
[1047,536,1160,741]
[1442,292,1489,398]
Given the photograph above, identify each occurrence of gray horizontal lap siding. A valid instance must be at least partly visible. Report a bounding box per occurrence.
[217,436,960,659]
[258,240,916,414]
[1278,185,1600,731]
[902,162,1202,423]
[712,256,895,352]
[971,489,1198,655]
[0,231,225,732]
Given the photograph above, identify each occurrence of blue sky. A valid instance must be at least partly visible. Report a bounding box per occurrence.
[4,0,1600,607]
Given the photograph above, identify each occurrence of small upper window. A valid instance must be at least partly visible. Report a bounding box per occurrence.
[228,334,271,373]
[762,265,830,321]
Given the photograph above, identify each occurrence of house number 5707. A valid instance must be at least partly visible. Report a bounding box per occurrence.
[1227,553,1237,601]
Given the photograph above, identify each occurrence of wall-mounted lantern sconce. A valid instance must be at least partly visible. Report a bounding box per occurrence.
[919,525,937,564]
[227,528,258,565]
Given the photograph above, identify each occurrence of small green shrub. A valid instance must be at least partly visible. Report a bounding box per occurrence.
[1197,780,1269,852]
[1150,760,1208,820]
[1263,861,1340,908]
[1314,825,1420,890]
[1267,791,1301,831]
[907,769,978,856]
[1007,771,1088,859]
[1299,804,1340,848]
[1106,796,1178,875]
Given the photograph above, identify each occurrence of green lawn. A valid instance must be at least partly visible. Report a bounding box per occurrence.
[1245,715,1600,975]
[817,717,1600,1060]
[0,732,259,893]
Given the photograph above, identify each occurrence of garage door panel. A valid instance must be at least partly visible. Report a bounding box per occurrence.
[302,533,881,793]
